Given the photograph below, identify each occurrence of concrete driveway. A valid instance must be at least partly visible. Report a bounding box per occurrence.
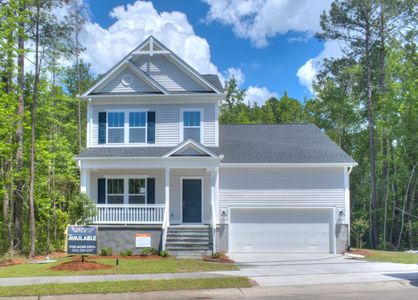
[214,253,418,287]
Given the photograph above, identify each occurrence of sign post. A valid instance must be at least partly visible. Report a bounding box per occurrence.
[66,225,98,256]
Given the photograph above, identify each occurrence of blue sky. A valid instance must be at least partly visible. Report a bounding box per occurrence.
[79,0,337,103]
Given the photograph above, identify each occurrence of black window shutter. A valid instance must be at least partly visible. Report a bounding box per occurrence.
[98,178,106,204]
[98,112,106,144]
[147,111,155,144]
[147,178,155,204]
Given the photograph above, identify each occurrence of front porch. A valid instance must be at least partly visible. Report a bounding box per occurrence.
[81,165,219,252]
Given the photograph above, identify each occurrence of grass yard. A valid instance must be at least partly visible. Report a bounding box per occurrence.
[0,277,251,297]
[0,257,237,278]
[350,248,418,264]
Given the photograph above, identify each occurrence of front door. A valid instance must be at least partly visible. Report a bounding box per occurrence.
[182,179,202,223]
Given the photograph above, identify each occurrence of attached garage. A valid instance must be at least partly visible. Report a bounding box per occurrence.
[229,208,336,253]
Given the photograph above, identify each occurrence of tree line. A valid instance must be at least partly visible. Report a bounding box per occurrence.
[0,0,416,256]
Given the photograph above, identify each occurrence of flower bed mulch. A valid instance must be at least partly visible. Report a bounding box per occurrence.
[203,255,234,263]
[0,258,25,267]
[74,254,164,260]
[50,260,114,271]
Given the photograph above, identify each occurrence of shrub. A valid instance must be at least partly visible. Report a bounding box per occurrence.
[351,217,369,249]
[159,250,168,257]
[212,252,221,258]
[150,247,158,255]
[100,247,113,256]
[140,248,151,256]
[120,249,133,257]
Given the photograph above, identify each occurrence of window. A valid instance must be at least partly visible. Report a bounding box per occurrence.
[107,179,124,204]
[129,112,146,143]
[108,112,124,143]
[128,178,146,204]
[183,111,201,142]
[106,178,147,204]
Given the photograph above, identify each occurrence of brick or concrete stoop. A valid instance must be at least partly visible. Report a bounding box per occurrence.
[166,225,212,258]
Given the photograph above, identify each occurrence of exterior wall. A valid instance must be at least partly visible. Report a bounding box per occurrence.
[98,67,158,94]
[90,103,216,147]
[89,169,165,204]
[169,169,212,225]
[132,55,210,92]
[218,167,346,223]
[97,226,162,253]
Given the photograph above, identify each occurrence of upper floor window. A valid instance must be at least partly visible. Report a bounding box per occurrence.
[106,178,147,204]
[182,110,201,142]
[108,112,124,143]
[106,111,147,144]
[129,112,146,143]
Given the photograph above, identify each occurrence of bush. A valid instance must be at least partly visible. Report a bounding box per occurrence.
[351,217,369,249]
[100,247,113,256]
[150,247,158,255]
[120,249,133,257]
[159,250,168,257]
[212,252,221,258]
[140,248,151,256]
[68,193,96,225]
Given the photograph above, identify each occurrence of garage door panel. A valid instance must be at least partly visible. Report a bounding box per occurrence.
[230,208,333,253]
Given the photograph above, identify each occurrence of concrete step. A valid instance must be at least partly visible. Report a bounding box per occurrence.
[166,245,210,251]
[167,234,209,239]
[166,241,209,247]
[167,237,209,242]
[174,252,204,260]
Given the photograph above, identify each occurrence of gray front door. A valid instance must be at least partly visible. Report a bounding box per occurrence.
[182,179,202,223]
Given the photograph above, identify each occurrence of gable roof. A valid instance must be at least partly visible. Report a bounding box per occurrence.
[77,124,356,165]
[82,36,223,97]
[162,138,219,158]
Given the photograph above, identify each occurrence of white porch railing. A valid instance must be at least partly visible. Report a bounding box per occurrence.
[91,204,165,224]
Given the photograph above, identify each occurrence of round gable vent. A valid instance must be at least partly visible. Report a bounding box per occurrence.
[121,73,133,86]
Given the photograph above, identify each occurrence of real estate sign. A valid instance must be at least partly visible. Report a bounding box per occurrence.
[66,225,98,255]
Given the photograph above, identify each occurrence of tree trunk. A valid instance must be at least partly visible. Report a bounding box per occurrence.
[28,3,40,257]
[365,15,378,249]
[397,164,417,249]
[13,1,26,253]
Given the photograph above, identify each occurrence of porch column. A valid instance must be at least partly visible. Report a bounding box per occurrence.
[210,168,218,254]
[80,169,90,194]
[162,168,170,251]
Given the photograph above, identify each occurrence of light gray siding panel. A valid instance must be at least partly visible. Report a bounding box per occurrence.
[97,68,157,93]
[219,167,345,222]
[169,169,211,225]
[91,103,216,146]
[89,169,165,204]
[133,56,210,92]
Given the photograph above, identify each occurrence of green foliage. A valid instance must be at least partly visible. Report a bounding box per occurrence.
[68,193,96,225]
[100,247,113,256]
[351,217,369,249]
[211,252,220,258]
[140,247,157,256]
[159,250,168,257]
[120,249,133,257]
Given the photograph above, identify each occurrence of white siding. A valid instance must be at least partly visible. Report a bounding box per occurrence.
[133,55,210,92]
[169,169,212,225]
[91,103,216,146]
[89,169,165,205]
[96,68,158,94]
[219,167,346,223]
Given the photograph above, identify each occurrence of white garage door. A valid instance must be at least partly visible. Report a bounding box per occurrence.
[229,208,334,253]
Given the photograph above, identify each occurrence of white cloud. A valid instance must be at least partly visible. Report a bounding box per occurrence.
[296,40,343,93]
[61,1,219,75]
[244,86,278,104]
[223,67,245,86]
[203,0,333,47]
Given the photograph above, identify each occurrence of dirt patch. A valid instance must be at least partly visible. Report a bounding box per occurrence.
[203,255,234,263]
[0,258,25,267]
[349,249,374,257]
[50,260,113,271]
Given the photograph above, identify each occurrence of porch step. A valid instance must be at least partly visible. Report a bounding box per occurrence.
[166,225,211,255]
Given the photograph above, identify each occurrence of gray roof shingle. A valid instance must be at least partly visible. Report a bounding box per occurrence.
[202,74,224,92]
[78,124,355,164]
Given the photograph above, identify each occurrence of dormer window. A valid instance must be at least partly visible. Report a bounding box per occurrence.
[181,109,202,143]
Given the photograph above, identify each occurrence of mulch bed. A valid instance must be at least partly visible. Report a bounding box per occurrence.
[50,260,113,271]
[0,258,25,267]
[34,252,66,261]
[74,254,164,260]
[348,249,374,257]
[203,255,234,263]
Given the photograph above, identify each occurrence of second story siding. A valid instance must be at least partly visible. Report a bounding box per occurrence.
[90,102,217,147]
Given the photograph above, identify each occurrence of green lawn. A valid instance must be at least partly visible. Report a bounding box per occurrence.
[351,248,418,264]
[0,277,251,297]
[0,257,237,278]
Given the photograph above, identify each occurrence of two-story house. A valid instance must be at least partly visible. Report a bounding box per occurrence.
[76,36,357,256]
